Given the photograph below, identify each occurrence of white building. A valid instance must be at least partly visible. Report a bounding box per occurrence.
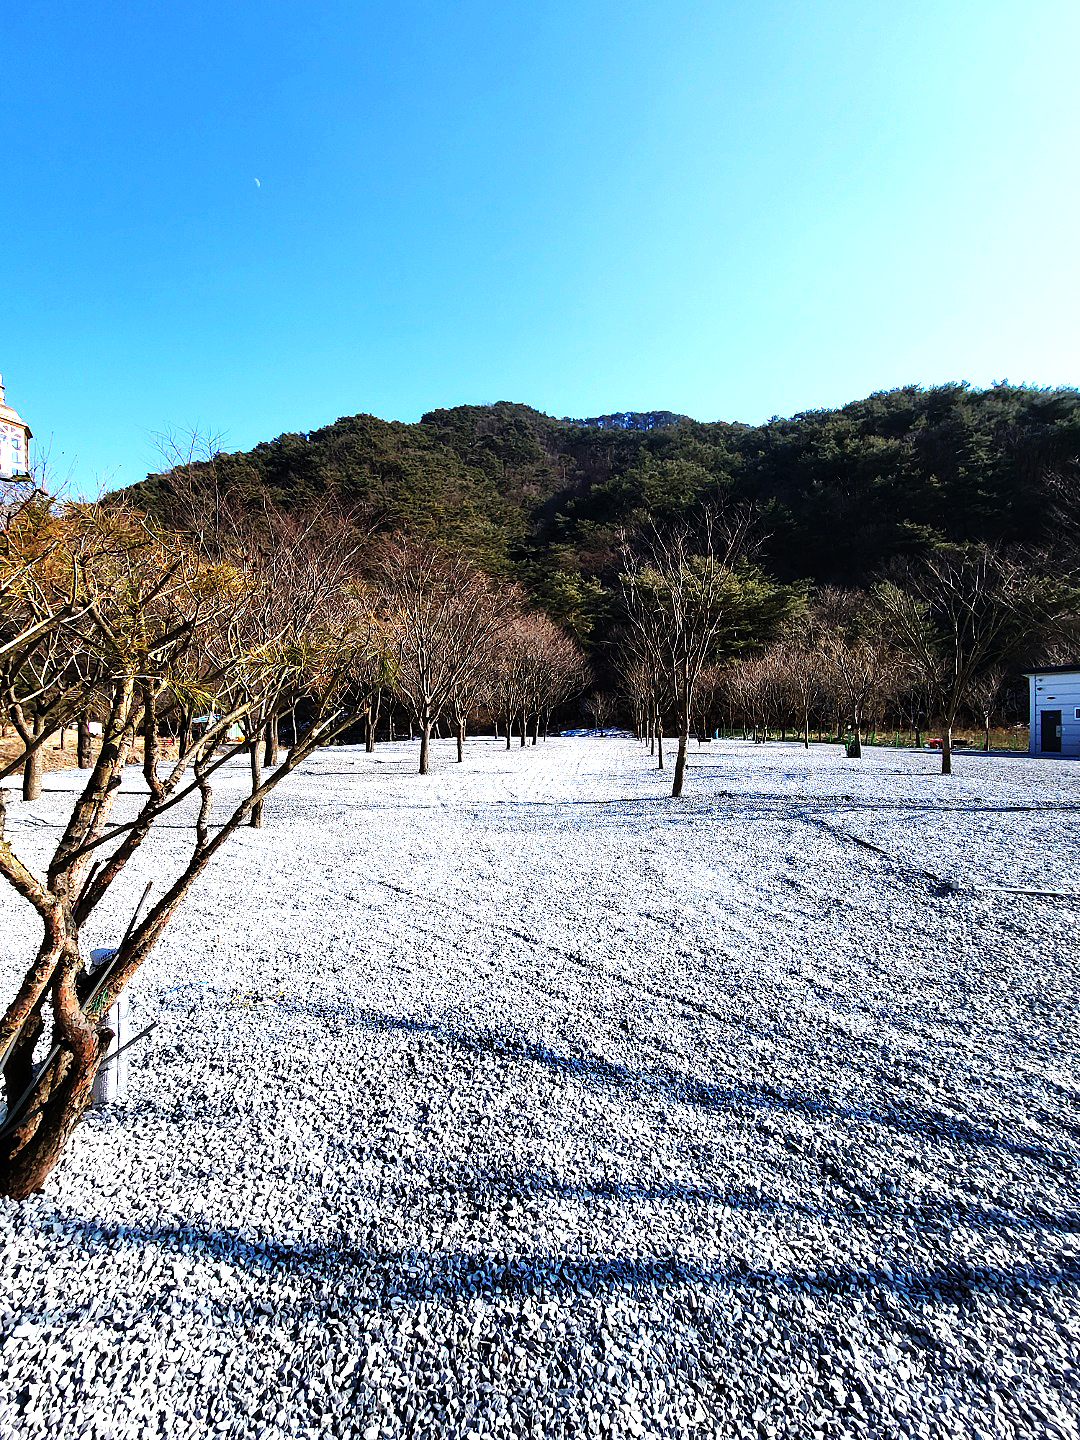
[1026,666,1080,758]
[0,374,32,479]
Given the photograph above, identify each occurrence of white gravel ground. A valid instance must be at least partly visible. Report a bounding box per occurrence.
[1,736,1079,1440]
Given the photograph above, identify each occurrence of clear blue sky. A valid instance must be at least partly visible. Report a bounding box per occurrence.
[6,0,1079,494]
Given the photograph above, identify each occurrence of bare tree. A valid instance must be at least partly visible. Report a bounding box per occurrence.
[620,513,796,796]
[725,653,782,743]
[817,590,904,759]
[148,436,376,824]
[0,493,117,796]
[692,663,726,741]
[875,545,1074,774]
[966,666,1008,752]
[615,596,672,768]
[490,611,535,751]
[225,502,371,826]
[449,626,503,762]
[583,689,615,736]
[380,538,515,775]
[618,656,651,742]
[768,608,831,748]
[489,611,586,747]
[529,620,588,741]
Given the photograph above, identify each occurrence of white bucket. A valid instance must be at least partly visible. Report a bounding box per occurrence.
[90,948,130,1106]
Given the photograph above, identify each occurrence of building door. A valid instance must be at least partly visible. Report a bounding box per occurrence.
[1041,709,1062,753]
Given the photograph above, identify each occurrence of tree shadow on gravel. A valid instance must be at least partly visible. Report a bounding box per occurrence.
[675,784,1080,819]
[278,999,1073,1170]
[461,1168,1080,1240]
[49,1217,1080,1318]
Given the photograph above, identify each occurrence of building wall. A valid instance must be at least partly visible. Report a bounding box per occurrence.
[0,420,30,478]
[1029,672,1080,757]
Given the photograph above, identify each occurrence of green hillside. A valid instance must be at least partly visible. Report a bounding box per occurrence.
[127,383,1080,643]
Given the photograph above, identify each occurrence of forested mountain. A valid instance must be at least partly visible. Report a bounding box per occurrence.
[128,383,1080,643]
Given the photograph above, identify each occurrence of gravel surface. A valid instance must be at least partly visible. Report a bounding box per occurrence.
[1,736,1079,1440]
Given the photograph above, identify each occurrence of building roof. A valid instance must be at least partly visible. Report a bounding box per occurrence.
[0,375,32,438]
[1024,664,1080,676]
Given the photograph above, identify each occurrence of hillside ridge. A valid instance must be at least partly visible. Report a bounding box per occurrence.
[126,382,1080,642]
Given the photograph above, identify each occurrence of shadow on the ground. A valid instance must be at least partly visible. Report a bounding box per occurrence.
[456,1166,1080,1240]
[274,1000,1073,1169]
[52,1215,1080,1315]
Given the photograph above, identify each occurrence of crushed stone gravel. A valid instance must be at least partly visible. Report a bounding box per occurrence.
[1,736,1078,1440]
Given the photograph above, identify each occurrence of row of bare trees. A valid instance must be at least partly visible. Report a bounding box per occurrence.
[617,530,1077,782]
[378,540,588,773]
[0,480,586,1198]
[2,469,1068,1196]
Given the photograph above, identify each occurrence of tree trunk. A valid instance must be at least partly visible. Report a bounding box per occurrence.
[848,724,862,759]
[941,725,953,776]
[419,718,431,775]
[519,710,527,748]
[657,717,665,770]
[22,715,44,801]
[2,1004,44,1116]
[1,1030,107,1201]
[78,715,94,768]
[803,715,810,749]
[456,716,465,763]
[249,728,264,828]
[264,715,280,767]
[672,726,689,798]
[531,713,539,745]
[1,911,112,1201]
[983,720,991,753]
[0,681,370,1198]
[505,713,512,751]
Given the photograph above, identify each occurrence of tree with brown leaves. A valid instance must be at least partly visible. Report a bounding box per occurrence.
[0,498,381,1199]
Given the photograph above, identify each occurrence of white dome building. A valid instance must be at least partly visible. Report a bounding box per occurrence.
[0,375,32,479]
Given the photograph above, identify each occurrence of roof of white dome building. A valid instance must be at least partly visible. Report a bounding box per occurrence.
[0,376,32,438]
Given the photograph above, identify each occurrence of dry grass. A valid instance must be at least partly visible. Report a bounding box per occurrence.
[0,730,184,779]
[872,726,1030,751]
[0,728,97,777]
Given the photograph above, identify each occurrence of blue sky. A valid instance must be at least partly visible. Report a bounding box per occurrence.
[6,0,1079,494]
